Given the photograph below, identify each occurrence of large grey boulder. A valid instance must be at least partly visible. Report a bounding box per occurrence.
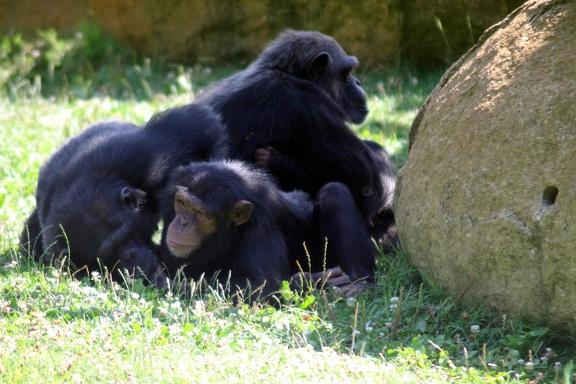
[394,0,576,334]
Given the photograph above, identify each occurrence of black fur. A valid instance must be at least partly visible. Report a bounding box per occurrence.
[196,30,389,220]
[194,30,398,285]
[159,160,377,302]
[20,105,227,283]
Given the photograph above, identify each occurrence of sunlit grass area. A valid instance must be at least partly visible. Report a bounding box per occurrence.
[1,29,574,383]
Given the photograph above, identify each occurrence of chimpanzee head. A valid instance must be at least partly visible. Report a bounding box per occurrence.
[257,30,368,124]
[41,177,161,282]
[162,162,254,260]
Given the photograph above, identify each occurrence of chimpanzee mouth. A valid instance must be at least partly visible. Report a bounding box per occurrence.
[358,107,370,116]
[167,238,199,258]
[350,107,369,124]
[167,238,187,250]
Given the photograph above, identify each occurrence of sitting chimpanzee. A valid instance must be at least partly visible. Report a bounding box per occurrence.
[159,160,374,303]
[195,30,398,286]
[20,104,227,285]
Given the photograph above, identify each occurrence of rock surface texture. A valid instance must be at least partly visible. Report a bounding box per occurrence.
[1,0,524,68]
[394,0,576,334]
[87,0,400,66]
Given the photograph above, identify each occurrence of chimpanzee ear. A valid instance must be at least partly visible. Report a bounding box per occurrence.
[120,187,146,209]
[307,52,331,81]
[230,200,253,226]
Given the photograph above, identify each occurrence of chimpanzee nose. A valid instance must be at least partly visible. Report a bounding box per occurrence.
[179,216,190,227]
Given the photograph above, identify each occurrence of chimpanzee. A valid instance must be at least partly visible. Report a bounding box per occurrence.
[20,104,227,285]
[195,30,398,283]
[159,160,375,302]
[362,140,399,252]
[255,139,399,250]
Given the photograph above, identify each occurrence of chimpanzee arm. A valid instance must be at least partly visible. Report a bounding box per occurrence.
[254,146,318,192]
[228,225,291,303]
[19,208,44,262]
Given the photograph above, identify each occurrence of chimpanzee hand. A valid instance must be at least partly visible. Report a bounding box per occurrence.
[151,265,169,290]
[290,266,371,298]
[254,146,281,168]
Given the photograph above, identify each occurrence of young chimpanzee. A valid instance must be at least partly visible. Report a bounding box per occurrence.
[159,160,375,303]
[20,104,227,285]
[195,30,398,284]
[362,140,399,252]
[254,139,399,251]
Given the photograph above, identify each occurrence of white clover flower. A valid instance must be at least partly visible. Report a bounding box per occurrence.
[390,296,399,303]
[69,281,81,290]
[3,261,17,270]
[90,271,101,283]
[170,324,183,336]
[346,297,357,308]
[49,269,61,278]
[470,324,480,334]
[194,300,205,312]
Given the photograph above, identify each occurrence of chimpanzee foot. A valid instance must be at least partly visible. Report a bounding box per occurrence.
[290,267,353,291]
[336,280,371,298]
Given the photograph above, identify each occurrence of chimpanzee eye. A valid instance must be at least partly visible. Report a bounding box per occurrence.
[174,199,188,212]
[193,208,206,217]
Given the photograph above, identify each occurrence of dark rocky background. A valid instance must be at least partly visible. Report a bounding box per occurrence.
[0,0,525,68]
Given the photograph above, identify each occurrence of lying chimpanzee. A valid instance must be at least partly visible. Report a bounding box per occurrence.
[20,104,227,285]
[159,160,376,303]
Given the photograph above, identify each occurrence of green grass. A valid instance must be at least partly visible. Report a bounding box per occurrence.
[1,29,575,383]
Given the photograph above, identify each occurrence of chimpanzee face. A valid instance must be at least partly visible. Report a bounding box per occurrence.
[306,48,368,124]
[164,181,252,259]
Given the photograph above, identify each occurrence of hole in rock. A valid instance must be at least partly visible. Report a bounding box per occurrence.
[542,185,559,207]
